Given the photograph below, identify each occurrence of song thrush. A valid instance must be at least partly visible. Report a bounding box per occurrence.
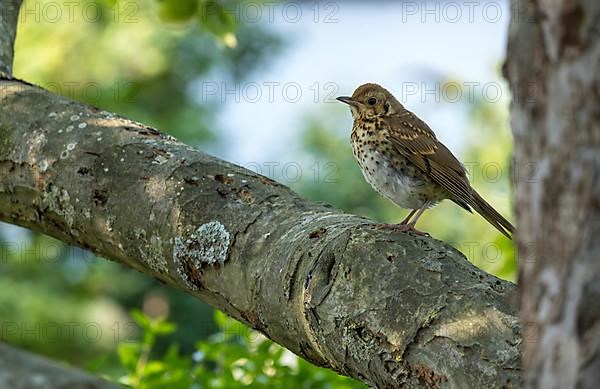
[337,83,515,239]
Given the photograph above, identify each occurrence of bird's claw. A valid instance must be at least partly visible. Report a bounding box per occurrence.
[375,223,430,236]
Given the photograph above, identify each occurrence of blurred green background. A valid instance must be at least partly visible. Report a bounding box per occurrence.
[1,0,516,387]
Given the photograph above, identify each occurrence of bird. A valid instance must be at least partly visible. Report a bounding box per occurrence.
[337,83,515,239]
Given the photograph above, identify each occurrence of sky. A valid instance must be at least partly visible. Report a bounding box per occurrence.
[207,0,511,165]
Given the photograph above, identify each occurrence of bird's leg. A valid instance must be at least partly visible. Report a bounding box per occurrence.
[376,203,431,235]
[378,209,417,229]
[399,209,417,225]
[407,202,430,227]
[377,210,415,231]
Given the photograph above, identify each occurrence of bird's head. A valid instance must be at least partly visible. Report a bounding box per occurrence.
[337,83,405,119]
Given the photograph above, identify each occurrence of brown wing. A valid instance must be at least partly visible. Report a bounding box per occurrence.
[383,113,474,211]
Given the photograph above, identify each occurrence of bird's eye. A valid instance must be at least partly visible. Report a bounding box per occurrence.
[367,97,377,105]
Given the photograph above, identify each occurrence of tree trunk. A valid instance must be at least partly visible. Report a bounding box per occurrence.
[1,1,523,387]
[504,0,600,387]
[0,0,20,76]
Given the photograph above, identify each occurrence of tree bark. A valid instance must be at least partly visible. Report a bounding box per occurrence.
[0,342,119,389]
[0,1,522,387]
[0,0,21,76]
[504,0,600,387]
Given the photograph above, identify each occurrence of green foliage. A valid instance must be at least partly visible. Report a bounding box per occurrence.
[196,0,238,47]
[155,0,237,47]
[0,231,143,362]
[156,0,198,23]
[112,310,365,388]
[116,310,179,387]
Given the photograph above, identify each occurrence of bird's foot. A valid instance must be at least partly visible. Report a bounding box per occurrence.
[376,223,429,236]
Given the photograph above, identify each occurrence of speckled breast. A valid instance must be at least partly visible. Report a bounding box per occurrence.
[350,122,447,210]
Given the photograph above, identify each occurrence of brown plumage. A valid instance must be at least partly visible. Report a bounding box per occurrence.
[337,83,515,239]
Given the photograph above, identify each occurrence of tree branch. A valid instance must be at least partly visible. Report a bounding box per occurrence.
[0,0,21,76]
[0,78,522,388]
[0,342,119,388]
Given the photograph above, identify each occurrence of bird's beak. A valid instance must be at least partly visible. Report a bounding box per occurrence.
[336,96,360,107]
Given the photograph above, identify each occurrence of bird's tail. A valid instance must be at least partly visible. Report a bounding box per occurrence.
[470,189,515,239]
